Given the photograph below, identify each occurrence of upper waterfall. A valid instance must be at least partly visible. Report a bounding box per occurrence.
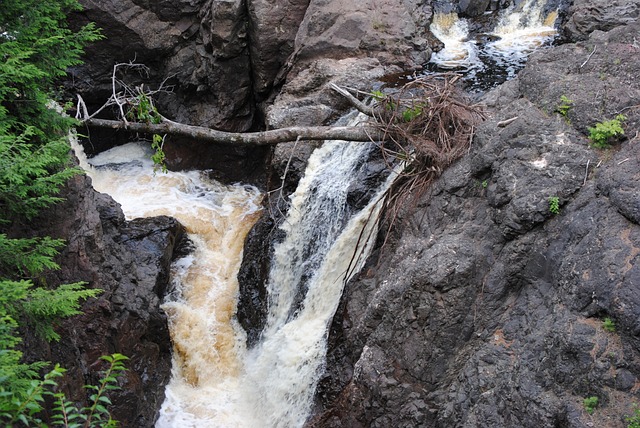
[429,0,559,89]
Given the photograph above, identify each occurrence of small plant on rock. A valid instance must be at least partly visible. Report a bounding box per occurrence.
[602,317,616,332]
[626,404,640,428]
[556,95,574,119]
[583,396,599,414]
[549,196,560,215]
[588,114,627,148]
[370,90,386,101]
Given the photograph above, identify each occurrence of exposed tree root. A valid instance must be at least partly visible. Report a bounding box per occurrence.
[369,74,485,245]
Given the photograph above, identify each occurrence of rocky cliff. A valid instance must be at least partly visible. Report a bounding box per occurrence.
[308,15,640,428]
[15,173,187,427]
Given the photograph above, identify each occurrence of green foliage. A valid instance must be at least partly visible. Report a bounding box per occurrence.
[588,114,626,148]
[401,104,424,122]
[0,0,102,143]
[126,93,167,173]
[0,363,65,427]
[0,129,82,223]
[0,234,65,276]
[626,405,640,428]
[602,317,616,333]
[583,396,599,414]
[370,90,385,101]
[151,134,168,174]
[0,278,101,414]
[23,283,101,341]
[556,95,573,118]
[126,93,161,125]
[482,180,488,189]
[79,354,128,428]
[0,0,111,424]
[1,354,128,427]
[548,196,560,215]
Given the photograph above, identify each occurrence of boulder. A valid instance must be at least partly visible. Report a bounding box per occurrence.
[562,0,640,42]
[459,0,492,17]
[17,172,188,427]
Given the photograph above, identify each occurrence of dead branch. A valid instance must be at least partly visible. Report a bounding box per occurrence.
[371,74,486,236]
[329,83,375,116]
[76,60,173,122]
[580,46,597,69]
[76,60,385,144]
[497,116,519,127]
[81,116,384,145]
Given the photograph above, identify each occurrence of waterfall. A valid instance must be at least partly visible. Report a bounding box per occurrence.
[243,136,394,427]
[429,13,480,71]
[71,140,262,426]
[429,0,558,87]
[483,0,558,77]
[73,123,395,426]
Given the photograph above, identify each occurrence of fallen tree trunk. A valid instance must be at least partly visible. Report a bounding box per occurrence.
[76,63,383,146]
[82,117,384,145]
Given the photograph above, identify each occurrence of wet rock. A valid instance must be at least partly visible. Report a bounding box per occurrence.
[562,0,640,41]
[459,0,492,17]
[18,172,188,427]
[310,22,640,428]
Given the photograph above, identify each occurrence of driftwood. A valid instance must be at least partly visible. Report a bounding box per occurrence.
[76,61,383,145]
[497,116,519,128]
[81,117,383,145]
[76,63,484,154]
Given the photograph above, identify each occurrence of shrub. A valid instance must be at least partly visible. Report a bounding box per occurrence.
[548,196,560,215]
[583,396,599,414]
[602,317,616,332]
[0,0,115,424]
[588,114,626,148]
[556,95,574,118]
[626,405,640,428]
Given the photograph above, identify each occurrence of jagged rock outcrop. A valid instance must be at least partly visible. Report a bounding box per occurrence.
[562,0,640,42]
[17,172,188,427]
[309,20,640,428]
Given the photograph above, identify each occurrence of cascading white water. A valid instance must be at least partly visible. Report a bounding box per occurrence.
[484,0,558,77]
[73,121,395,427]
[71,140,263,426]
[243,136,394,427]
[429,0,558,81]
[429,13,480,71]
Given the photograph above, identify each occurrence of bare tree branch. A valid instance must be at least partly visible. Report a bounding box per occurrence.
[329,83,375,116]
[81,117,384,145]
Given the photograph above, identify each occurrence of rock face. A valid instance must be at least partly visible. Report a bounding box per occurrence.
[68,0,304,185]
[67,0,434,185]
[309,20,640,428]
[562,0,640,41]
[18,173,187,427]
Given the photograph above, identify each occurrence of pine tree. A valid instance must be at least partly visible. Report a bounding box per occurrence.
[0,1,108,424]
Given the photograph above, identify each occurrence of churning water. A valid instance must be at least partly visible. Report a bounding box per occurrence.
[429,0,558,89]
[73,126,395,427]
